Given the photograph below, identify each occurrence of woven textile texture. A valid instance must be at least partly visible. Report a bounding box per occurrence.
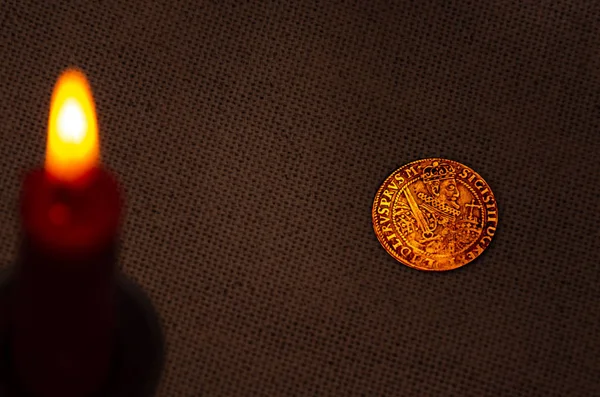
[1,1,599,396]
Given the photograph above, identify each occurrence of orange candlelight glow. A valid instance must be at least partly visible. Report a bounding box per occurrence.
[46,68,99,182]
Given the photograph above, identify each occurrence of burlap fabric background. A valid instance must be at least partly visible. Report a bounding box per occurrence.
[1,1,599,396]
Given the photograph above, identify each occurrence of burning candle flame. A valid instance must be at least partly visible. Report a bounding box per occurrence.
[46,68,99,182]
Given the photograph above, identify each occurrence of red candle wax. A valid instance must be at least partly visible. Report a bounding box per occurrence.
[10,69,123,397]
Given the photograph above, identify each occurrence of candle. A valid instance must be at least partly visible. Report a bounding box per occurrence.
[11,69,122,396]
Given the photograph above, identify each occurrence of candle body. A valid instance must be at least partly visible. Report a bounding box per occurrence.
[11,168,122,397]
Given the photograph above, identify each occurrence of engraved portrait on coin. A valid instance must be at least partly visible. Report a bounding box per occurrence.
[372,158,498,271]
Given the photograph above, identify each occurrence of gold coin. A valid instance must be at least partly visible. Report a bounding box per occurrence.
[372,158,498,271]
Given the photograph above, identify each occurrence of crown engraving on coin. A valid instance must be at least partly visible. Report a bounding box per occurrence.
[372,158,498,271]
[422,161,455,182]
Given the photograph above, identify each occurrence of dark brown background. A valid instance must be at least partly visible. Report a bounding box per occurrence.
[1,1,599,396]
